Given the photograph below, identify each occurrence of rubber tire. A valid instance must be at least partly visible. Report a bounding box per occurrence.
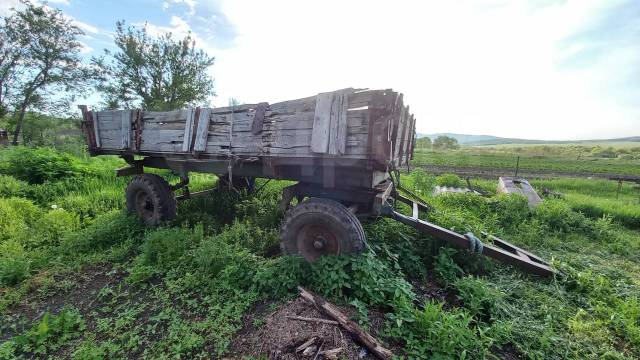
[280,198,366,262]
[217,176,256,193]
[125,174,176,226]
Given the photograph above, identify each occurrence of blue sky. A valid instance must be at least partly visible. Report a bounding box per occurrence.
[2,0,639,140]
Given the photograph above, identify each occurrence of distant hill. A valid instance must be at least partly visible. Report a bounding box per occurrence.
[417,133,640,146]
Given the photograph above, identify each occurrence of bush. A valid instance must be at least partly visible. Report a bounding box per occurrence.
[387,301,485,359]
[214,220,279,256]
[254,256,309,299]
[0,240,31,286]
[0,197,44,245]
[490,193,530,232]
[28,209,80,249]
[454,276,502,322]
[0,147,88,184]
[140,227,202,269]
[193,233,257,279]
[534,199,591,234]
[0,175,31,198]
[436,174,463,188]
[309,253,415,309]
[60,211,144,254]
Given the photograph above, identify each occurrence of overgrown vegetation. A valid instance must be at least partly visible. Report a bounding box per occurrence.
[0,147,639,359]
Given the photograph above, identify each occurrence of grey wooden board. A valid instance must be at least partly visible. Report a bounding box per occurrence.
[143,110,190,122]
[310,92,334,153]
[328,91,348,155]
[182,108,196,152]
[396,106,410,162]
[143,120,186,130]
[92,112,101,148]
[121,110,132,149]
[251,103,268,134]
[193,108,211,152]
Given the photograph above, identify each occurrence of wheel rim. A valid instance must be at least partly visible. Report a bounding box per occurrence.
[134,190,155,222]
[297,223,341,262]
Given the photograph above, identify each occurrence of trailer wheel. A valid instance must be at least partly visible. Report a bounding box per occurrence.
[126,174,176,226]
[280,198,366,262]
[217,176,255,193]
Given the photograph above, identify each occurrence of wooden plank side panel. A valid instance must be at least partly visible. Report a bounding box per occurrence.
[121,110,132,149]
[328,92,348,155]
[140,129,184,152]
[92,112,101,148]
[193,108,211,152]
[182,108,196,152]
[310,92,333,153]
[396,105,410,164]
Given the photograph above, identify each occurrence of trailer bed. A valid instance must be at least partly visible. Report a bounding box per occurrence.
[80,88,415,189]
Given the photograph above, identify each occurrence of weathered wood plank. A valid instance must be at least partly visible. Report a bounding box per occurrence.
[310,92,333,153]
[142,120,186,131]
[121,110,132,149]
[143,110,189,122]
[251,103,268,135]
[336,92,348,155]
[193,108,211,152]
[182,108,196,152]
[395,105,409,161]
[92,111,101,148]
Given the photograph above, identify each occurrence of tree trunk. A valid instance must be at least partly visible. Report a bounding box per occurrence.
[12,103,28,145]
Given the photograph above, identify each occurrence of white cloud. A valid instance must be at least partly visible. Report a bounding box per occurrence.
[201,0,639,140]
[48,0,70,5]
[163,0,198,16]
[73,18,100,34]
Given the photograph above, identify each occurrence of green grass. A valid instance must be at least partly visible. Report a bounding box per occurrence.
[0,146,639,359]
[412,149,640,176]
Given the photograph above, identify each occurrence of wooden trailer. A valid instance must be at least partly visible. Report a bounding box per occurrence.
[79,88,554,277]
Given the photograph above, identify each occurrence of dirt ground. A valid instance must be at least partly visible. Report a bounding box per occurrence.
[227,297,376,359]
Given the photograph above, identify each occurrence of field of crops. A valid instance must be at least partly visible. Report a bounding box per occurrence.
[1,146,639,359]
[412,149,640,177]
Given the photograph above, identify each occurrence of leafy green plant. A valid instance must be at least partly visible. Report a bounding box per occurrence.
[454,276,502,322]
[436,173,463,188]
[386,301,486,359]
[140,226,203,269]
[254,256,309,299]
[9,308,85,355]
[534,199,591,234]
[59,210,144,255]
[1,147,88,184]
[0,240,31,286]
[433,248,464,285]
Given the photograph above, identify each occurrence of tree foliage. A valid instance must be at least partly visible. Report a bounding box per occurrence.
[415,136,432,149]
[95,21,215,111]
[433,135,460,150]
[0,0,96,145]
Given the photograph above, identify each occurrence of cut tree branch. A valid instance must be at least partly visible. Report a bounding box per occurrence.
[297,286,394,360]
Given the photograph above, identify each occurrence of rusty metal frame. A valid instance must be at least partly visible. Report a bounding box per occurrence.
[377,188,554,277]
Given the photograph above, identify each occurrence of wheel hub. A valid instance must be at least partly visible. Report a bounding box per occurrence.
[297,224,340,262]
[135,191,155,221]
[313,237,326,250]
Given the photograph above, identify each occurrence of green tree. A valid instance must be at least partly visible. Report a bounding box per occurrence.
[415,136,432,149]
[433,135,460,150]
[95,21,215,111]
[1,1,96,145]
